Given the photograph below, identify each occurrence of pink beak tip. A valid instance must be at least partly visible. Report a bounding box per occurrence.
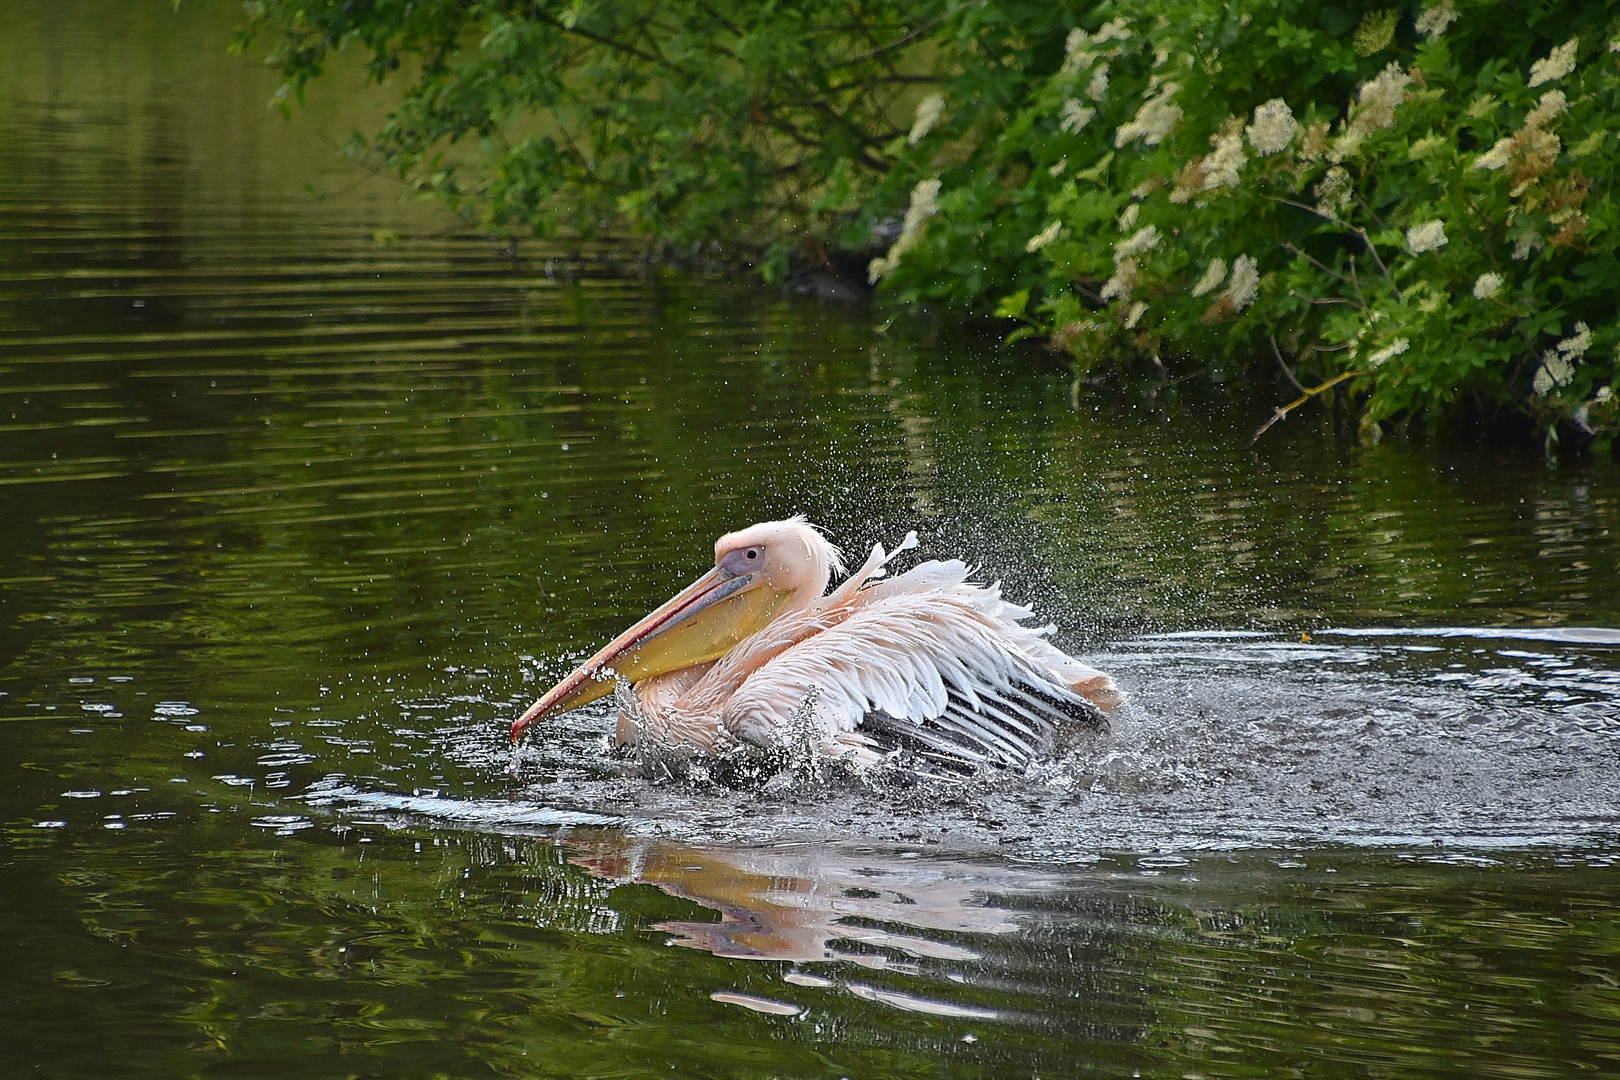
[510,702,544,743]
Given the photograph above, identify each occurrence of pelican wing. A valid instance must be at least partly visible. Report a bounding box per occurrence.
[718,560,1105,771]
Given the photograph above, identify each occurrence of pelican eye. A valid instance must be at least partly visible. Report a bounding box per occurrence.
[718,544,764,576]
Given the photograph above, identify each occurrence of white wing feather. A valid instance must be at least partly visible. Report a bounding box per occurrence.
[718,559,1103,768]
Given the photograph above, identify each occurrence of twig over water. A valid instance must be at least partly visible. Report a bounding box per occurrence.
[1252,370,1363,444]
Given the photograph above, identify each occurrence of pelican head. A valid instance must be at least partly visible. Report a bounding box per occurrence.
[511,517,842,742]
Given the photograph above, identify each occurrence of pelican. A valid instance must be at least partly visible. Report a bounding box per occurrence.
[511,518,1120,773]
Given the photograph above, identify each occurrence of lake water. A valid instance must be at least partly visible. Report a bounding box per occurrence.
[3,4,1619,1077]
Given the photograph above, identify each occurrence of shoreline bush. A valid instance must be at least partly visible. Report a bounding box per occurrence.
[241,1,1618,449]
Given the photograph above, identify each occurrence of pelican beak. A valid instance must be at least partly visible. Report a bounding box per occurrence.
[511,565,792,742]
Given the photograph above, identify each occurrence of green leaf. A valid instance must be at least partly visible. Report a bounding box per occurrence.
[994,289,1031,321]
[1073,152,1114,186]
[1352,9,1396,57]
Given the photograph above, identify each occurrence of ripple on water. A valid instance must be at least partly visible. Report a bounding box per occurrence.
[249,815,316,836]
[348,626,1620,856]
[4,8,1618,1075]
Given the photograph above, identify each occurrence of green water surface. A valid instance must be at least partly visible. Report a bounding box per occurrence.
[3,4,1618,1078]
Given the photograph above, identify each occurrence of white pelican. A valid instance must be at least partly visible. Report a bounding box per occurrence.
[511,518,1120,772]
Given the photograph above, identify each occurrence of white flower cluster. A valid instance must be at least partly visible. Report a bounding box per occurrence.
[1414,1,1458,40]
[1246,99,1298,155]
[868,179,941,283]
[1191,257,1227,297]
[1222,254,1260,311]
[1528,38,1579,88]
[1368,338,1411,367]
[1101,210,1166,306]
[1473,89,1567,171]
[1472,272,1503,299]
[1525,89,1571,129]
[1299,120,1331,161]
[1061,99,1096,134]
[1512,230,1547,261]
[1088,64,1110,101]
[1124,300,1148,328]
[1536,357,1573,395]
[1026,220,1062,253]
[1115,82,1183,147]
[1331,63,1412,161]
[1314,166,1354,218]
[1100,259,1139,303]
[1470,143,1509,172]
[1203,122,1248,189]
[1094,18,1132,44]
[1115,224,1161,259]
[1358,63,1413,127]
[1562,321,1592,357]
[907,93,944,146]
[1532,321,1591,396]
[1063,18,1133,75]
[1063,26,1087,60]
[1098,223,1162,305]
[1406,220,1448,254]
[1345,310,1387,363]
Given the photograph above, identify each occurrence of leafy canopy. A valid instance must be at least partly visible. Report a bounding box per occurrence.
[237,0,1068,280]
[241,0,1620,446]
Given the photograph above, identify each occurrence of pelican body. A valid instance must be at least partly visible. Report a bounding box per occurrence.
[512,518,1120,773]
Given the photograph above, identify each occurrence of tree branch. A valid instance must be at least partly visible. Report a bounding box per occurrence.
[1252,370,1364,444]
[1267,196,1401,300]
[824,10,954,69]
[1269,334,1308,395]
[1282,241,1355,289]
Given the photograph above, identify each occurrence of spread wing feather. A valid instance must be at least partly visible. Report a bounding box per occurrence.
[718,559,1105,771]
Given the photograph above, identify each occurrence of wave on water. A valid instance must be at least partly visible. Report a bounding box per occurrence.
[269,623,1620,860]
[1315,625,1620,645]
[300,777,625,830]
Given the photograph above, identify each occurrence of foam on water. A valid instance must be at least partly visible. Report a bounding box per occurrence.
[274,626,1620,860]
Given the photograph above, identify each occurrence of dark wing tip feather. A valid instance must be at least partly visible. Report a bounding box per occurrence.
[858,671,1106,774]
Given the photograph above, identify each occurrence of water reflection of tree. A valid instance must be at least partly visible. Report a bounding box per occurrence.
[32,825,1620,1078]
[33,824,1159,1077]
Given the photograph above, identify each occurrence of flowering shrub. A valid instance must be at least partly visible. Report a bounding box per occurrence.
[243,0,1618,446]
[874,0,1620,445]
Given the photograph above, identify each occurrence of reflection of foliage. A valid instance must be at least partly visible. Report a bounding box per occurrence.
[1136,857,1620,1078]
[42,825,1154,1077]
[27,830,1620,1077]
[237,0,1070,284]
